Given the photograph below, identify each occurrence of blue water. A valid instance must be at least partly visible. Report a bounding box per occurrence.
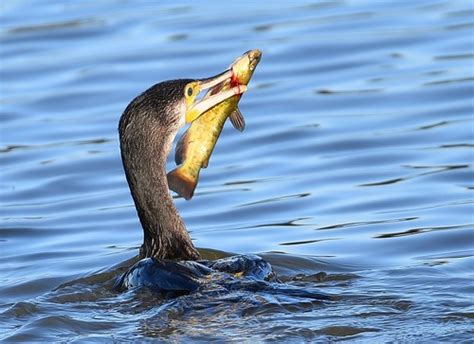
[1,0,473,342]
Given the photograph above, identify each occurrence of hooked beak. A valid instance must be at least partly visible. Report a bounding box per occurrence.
[185,69,246,123]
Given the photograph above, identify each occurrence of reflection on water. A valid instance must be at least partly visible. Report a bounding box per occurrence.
[1,0,473,342]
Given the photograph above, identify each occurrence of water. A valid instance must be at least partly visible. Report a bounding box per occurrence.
[1,0,473,342]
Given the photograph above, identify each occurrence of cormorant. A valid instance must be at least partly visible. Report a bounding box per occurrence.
[114,60,331,303]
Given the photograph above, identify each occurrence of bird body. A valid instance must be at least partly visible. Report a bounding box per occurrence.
[115,51,332,302]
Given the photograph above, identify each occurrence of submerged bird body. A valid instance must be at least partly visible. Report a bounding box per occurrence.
[167,50,262,200]
[116,254,330,300]
[115,254,276,294]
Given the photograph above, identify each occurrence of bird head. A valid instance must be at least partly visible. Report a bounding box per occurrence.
[183,69,247,124]
[120,69,247,138]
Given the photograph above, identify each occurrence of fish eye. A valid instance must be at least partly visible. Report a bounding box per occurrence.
[187,87,193,97]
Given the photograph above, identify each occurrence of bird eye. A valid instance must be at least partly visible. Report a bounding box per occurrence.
[187,87,193,97]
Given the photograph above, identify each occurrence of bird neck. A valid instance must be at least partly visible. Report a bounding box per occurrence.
[121,128,200,261]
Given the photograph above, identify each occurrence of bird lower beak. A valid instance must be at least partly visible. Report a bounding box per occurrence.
[185,70,247,123]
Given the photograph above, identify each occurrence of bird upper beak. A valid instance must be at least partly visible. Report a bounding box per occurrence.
[185,69,247,123]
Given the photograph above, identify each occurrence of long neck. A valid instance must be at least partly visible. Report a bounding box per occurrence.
[120,124,200,261]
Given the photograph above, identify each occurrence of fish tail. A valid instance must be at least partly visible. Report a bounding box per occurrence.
[167,167,198,200]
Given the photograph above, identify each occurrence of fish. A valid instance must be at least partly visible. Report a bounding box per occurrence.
[167,49,262,200]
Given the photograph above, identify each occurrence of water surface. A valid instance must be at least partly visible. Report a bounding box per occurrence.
[1,0,473,342]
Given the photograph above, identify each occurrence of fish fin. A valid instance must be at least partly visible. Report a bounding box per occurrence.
[167,167,197,200]
[229,108,245,132]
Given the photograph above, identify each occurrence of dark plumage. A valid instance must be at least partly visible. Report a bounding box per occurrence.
[119,79,200,261]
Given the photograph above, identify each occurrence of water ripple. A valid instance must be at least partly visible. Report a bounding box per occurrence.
[1,0,473,341]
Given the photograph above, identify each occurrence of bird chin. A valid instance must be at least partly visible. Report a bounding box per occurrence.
[178,101,187,128]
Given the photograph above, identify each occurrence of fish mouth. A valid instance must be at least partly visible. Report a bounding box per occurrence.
[186,69,247,123]
[207,49,262,98]
[239,49,262,71]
